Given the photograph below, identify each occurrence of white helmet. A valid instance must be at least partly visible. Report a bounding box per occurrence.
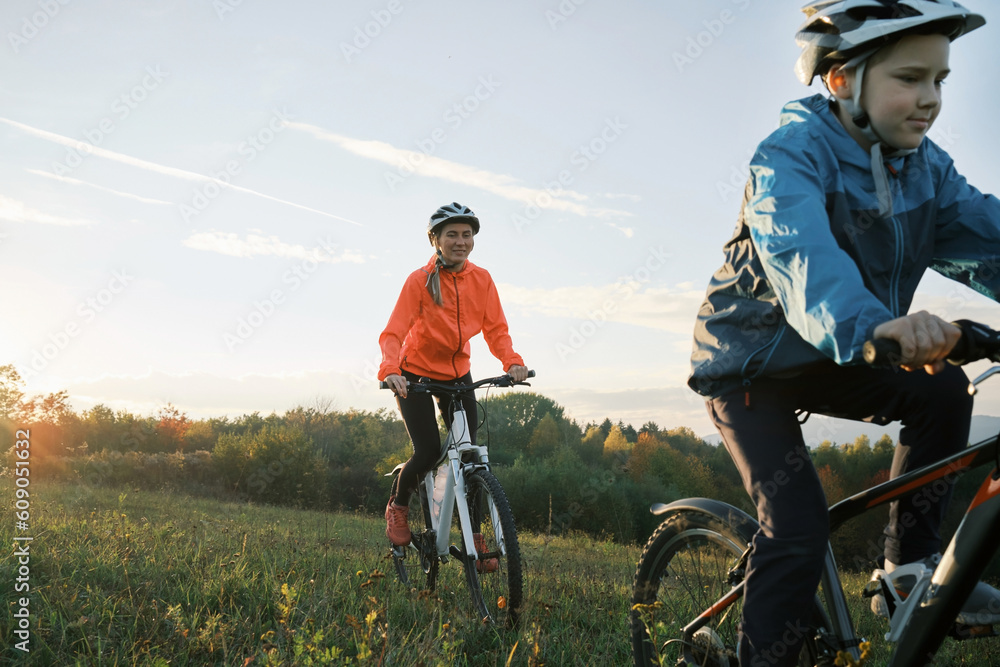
[795,0,985,85]
[427,202,479,245]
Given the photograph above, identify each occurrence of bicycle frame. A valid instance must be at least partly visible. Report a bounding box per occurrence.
[659,432,1000,664]
[422,404,494,564]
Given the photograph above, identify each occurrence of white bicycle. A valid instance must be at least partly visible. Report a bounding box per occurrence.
[381,372,532,627]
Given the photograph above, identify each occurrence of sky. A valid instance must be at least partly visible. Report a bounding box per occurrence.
[4,0,1000,440]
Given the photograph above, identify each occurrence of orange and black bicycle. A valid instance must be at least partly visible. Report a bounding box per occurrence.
[631,320,1000,666]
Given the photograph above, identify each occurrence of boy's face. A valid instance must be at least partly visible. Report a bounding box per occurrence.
[841,33,951,151]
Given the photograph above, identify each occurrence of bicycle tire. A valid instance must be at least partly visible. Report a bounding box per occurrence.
[461,469,523,628]
[630,508,823,667]
[389,473,438,590]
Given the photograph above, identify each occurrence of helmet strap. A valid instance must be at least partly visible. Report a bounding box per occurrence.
[833,55,921,219]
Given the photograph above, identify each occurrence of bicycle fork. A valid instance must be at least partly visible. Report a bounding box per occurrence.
[432,453,489,564]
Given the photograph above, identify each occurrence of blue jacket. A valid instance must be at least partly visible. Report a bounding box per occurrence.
[689,94,1000,398]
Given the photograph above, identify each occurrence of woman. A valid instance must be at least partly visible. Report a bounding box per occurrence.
[378,202,528,548]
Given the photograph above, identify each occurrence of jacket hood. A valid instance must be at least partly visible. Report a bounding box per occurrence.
[779,95,906,173]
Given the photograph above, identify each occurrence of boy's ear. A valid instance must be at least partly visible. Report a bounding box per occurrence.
[827,65,853,100]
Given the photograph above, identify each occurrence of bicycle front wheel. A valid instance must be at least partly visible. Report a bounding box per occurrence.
[461,469,523,628]
[630,508,820,667]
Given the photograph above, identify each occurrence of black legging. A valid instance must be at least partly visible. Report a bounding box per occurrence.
[393,370,478,506]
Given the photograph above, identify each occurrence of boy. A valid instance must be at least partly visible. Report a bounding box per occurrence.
[688,1,1000,664]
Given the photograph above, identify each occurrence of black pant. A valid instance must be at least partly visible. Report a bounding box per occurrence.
[707,362,971,666]
[393,370,478,506]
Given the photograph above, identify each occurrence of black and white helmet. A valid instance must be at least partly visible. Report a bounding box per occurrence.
[795,0,985,85]
[427,202,480,241]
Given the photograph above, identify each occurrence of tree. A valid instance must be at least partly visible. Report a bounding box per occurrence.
[528,413,561,459]
[873,434,895,457]
[156,404,191,452]
[639,421,661,437]
[617,420,638,443]
[0,364,25,422]
[576,425,605,466]
[663,426,704,455]
[603,425,630,458]
[481,392,573,462]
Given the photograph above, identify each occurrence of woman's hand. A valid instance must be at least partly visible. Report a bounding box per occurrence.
[872,311,961,374]
[384,373,408,398]
[507,365,529,383]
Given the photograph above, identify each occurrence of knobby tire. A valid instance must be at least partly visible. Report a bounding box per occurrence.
[461,469,523,628]
[631,509,823,666]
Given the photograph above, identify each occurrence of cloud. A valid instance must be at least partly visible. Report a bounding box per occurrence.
[60,368,374,420]
[0,116,362,226]
[287,121,632,219]
[0,194,97,226]
[182,231,365,263]
[499,281,704,334]
[26,169,172,205]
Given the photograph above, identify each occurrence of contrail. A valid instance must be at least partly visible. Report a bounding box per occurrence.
[2,117,363,226]
[26,169,173,205]
[286,120,633,219]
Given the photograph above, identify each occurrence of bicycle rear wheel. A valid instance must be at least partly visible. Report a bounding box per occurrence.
[461,469,523,628]
[389,473,438,590]
[631,508,821,666]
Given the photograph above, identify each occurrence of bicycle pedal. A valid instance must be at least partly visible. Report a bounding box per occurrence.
[862,580,881,598]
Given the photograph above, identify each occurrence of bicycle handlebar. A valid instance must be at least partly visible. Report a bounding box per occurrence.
[864,319,1000,367]
[379,370,535,393]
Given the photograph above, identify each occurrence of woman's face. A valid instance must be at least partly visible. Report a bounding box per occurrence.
[433,222,475,269]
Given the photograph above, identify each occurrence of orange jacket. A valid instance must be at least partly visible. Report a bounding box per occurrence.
[378,257,524,381]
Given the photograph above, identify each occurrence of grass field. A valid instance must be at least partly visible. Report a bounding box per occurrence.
[3,481,1000,665]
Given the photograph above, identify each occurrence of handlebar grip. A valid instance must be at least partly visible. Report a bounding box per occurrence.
[863,339,903,367]
[527,370,535,378]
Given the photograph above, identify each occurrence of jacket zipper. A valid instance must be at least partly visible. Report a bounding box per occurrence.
[451,274,462,378]
[886,165,903,317]
[888,214,903,317]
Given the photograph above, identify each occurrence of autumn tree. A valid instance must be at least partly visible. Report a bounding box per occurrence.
[528,412,561,459]
[156,404,191,452]
[576,425,605,466]
[603,425,631,463]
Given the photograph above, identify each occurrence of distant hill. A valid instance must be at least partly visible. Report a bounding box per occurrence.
[702,414,1000,448]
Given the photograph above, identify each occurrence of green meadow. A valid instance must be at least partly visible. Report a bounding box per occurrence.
[3,481,1000,666]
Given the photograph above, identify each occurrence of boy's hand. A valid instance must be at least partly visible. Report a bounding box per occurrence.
[872,311,961,374]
